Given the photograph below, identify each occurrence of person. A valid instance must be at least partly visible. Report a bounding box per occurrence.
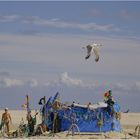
[107,90,115,106]
[1,108,12,134]
[27,111,37,136]
[104,90,114,106]
[104,90,116,117]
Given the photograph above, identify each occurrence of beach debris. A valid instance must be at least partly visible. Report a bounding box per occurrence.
[133,124,140,139]
[38,97,46,105]
[124,109,130,113]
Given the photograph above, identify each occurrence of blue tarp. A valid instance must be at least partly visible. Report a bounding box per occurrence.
[42,93,122,132]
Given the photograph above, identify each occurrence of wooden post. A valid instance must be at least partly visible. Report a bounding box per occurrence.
[43,96,46,123]
[26,95,30,113]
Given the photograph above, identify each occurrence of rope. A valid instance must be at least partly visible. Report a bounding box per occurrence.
[125,124,140,139]
[134,124,140,139]
[66,123,80,137]
[66,113,80,137]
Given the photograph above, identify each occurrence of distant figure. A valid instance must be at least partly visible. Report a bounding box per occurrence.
[104,90,116,117]
[1,108,12,134]
[82,43,102,62]
[107,90,115,106]
[104,90,115,106]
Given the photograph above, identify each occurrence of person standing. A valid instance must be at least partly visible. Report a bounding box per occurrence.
[1,108,12,134]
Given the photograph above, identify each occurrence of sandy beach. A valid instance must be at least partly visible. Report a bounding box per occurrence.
[0,110,140,139]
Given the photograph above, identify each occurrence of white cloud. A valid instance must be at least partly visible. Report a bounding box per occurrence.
[0,72,140,96]
[60,72,83,87]
[42,72,100,89]
[0,77,39,88]
[0,14,119,32]
[28,79,38,88]
[0,78,24,87]
[23,16,114,32]
[56,73,140,93]
[111,82,131,92]
[22,16,120,32]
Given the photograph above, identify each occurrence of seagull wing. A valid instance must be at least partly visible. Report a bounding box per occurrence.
[93,46,100,62]
[85,45,92,59]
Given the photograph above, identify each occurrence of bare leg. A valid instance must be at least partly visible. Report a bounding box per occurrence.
[6,122,10,134]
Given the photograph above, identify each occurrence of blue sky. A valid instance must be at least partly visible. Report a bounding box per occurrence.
[0,1,140,112]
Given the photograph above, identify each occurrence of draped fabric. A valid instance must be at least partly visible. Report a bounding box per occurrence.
[42,93,122,132]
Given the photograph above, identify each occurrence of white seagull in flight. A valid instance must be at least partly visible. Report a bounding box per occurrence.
[83,43,102,62]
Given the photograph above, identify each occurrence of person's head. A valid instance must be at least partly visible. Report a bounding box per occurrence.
[104,92,109,97]
[5,108,8,112]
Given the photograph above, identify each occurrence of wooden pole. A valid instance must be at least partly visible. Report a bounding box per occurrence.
[43,96,46,123]
[26,95,29,113]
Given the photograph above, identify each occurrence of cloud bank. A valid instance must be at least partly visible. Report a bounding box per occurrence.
[0,71,140,94]
[0,72,140,111]
[0,72,38,88]
[0,15,120,32]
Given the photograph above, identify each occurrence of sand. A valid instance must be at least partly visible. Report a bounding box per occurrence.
[0,110,140,139]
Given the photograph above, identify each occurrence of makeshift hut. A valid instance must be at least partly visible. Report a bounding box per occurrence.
[41,92,122,133]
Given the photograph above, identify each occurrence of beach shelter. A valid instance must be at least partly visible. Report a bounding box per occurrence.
[42,93,122,132]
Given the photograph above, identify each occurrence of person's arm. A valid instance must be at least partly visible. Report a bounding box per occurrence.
[1,114,4,121]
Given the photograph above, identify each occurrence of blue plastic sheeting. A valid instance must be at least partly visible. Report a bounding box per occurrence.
[57,105,121,132]
[42,93,122,132]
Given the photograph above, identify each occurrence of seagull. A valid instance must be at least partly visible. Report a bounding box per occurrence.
[83,43,102,62]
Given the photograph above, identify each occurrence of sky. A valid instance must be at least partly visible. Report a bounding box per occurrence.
[0,1,140,112]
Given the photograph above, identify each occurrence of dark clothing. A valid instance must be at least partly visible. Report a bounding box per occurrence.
[27,116,36,136]
[106,97,115,117]
[54,114,61,133]
[50,112,61,133]
[107,98,114,106]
